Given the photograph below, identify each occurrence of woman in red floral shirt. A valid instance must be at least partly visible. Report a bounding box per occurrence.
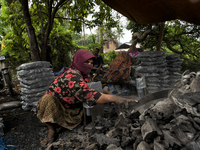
[37,49,137,147]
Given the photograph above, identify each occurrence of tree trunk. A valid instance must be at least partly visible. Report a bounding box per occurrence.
[156,22,165,51]
[99,27,104,53]
[132,29,151,46]
[19,0,40,61]
[83,23,85,46]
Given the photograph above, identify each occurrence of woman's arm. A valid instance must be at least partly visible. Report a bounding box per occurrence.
[96,93,138,109]
[102,90,113,95]
[95,93,117,104]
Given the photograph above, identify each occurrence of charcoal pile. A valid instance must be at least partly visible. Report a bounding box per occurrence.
[47,70,200,150]
[16,61,54,112]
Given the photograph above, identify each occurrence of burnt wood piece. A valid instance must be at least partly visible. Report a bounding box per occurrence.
[190,73,200,93]
[188,116,200,131]
[90,133,120,146]
[106,128,118,138]
[130,126,141,139]
[85,143,100,150]
[162,130,182,148]
[174,92,200,106]
[128,89,170,114]
[121,137,134,148]
[186,139,200,150]
[166,115,196,144]
[194,117,200,125]
[114,112,129,128]
[141,117,162,142]
[149,98,177,121]
[106,144,123,150]
[154,140,165,150]
[136,141,151,150]
[133,135,143,150]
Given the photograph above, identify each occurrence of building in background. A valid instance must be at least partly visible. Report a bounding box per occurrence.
[103,38,118,53]
[115,42,141,54]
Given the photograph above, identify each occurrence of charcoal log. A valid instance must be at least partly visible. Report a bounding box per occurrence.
[190,72,200,93]
[167,115,196,144]
[130,126,141,138]
[136,141,151,150]
[139,105,155,125]
[129,110,141,120]
[133,135,143,150]
[106,128,118,138]
[171,95,200,117]
[174,128,192,144]
[154,141,165,150]
[106,144,123,150]
[90,133,120,146]
[188,116,200,131]
[194,117,200,125]
[149,98,177,121]
[121,137,134,148]
[186,139,200,150]
[141,117,162,142]
[162,130,182,148]
[115,112,130,128]
[85,143,100,150]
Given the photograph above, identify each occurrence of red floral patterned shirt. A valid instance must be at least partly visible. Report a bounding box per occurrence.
[45,68,101,108]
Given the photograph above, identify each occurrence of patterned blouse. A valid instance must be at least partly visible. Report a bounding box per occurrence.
[44,68,102,108]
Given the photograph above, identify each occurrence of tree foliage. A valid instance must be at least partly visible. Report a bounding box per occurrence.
[126,20,200,71]
[50,28,74,72]
[1,0,123,67]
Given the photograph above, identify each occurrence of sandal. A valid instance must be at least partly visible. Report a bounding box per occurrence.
[40,133,58,147]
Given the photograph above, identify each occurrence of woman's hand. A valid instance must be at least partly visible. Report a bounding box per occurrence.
[114,97,138,109]
[96,94,138,107]
[103,90,113,95]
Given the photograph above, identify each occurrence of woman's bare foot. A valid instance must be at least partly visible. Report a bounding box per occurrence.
[40,130,57,147]
[40,123,57,147]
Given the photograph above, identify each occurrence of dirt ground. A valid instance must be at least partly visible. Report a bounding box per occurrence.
[0,76,120,150]
[0,77,45,150]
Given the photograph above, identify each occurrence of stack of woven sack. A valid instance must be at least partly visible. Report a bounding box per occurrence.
[16,61,54,111]
[134,51,169,94]
[166,54,182,87]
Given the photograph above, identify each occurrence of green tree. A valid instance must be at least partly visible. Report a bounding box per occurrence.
[5,0,122,62]
[1,1,75,70]
[126,20,200,71]
[50,28,74,72]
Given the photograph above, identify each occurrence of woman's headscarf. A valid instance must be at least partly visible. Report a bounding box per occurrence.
[70,49,95,78]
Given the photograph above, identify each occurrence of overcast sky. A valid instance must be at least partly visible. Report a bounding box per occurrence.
[85,14,132,44]
[85,27,132,44]
[120,29,132,43]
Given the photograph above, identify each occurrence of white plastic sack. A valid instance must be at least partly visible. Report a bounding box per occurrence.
[136,76,146,89]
